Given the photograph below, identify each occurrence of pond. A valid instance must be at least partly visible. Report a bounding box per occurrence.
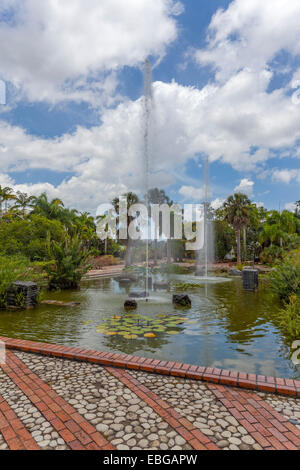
[0,275,298,379]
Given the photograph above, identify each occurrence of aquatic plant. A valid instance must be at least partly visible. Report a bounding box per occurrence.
[93,313,188,339]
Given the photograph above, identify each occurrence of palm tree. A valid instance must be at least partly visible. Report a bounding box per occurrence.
[112,192,139,267]
[260,210,296,247]
[223,193,251,264]
[0,186,15,218]
[31,192,64,219]
[13,191,35,218]
[146,188,171,265]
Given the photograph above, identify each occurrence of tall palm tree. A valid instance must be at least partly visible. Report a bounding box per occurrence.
[223,193,251,264]
[0,186,15,218]
[31,192,64,219]
[112,192,139,267]
[13,191,35,218]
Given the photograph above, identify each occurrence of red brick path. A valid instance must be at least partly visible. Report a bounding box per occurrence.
[0,337,299,451]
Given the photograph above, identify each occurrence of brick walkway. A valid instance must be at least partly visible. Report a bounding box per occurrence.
[0,338,299,451]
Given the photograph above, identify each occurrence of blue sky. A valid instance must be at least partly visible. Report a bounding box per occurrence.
[0,0,299,213]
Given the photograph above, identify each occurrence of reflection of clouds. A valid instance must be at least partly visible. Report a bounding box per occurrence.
[212,358,277,377]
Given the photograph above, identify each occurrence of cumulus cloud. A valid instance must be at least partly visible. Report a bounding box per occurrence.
[285,202,297,212]
[0,0,181,105]
[178,185,204,201]
[272,168,300,184]
[234,178,254,197]
[194,0,300,82]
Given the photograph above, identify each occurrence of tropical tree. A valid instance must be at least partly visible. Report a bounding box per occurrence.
[0,186,15,218]
[31,192,64,220]
[223,193,251,264]
[112,192,139,267]
[13,192,35,218]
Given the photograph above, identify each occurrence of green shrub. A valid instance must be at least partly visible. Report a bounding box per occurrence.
[260,245,286,265]
[46,235,90,290]
[269,262,300,303]
[161,264,189,274]
[275,295,300,342]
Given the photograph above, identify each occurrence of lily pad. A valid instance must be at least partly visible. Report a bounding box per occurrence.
[144,333,156,338]
[166,330,180,335]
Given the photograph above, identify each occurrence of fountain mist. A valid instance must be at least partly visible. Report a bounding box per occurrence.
[143,58,153,297]
[197,156,215,277]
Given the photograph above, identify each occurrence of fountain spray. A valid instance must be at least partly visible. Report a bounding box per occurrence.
[143,58,152,297]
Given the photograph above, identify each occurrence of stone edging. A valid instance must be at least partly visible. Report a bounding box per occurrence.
[0,336,299,398]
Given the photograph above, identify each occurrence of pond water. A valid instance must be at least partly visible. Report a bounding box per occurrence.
[0,275,298,379]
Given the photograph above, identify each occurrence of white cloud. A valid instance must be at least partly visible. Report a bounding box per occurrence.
[285,202,297,212]
[0,0,181,105]
[179,185,204,201]
[272,169,300,184]
[234,178,254,197]
[194,0,300,83]
[211,198,225,210]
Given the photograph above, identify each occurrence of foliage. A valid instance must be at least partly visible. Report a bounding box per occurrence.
[269,262,300,303]
[259,245,286,265]
[160,264,189,274]
[222,193,251,263]
[275,296,300,342]
[90,255,120,268]
[214,220,235,260]
[171,282,203,290]
[46,236,90,290]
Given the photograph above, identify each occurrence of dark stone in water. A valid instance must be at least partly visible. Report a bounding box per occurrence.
[117,278,132,285]
[172,294,191,307]
[228,269,242,276]
[129,291,147,298]
[41,300,81,307]
[124,299,137,309]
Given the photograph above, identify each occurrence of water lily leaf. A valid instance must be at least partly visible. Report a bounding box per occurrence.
[166,330,180,335]
[82,320,93,325]
[124,334,138,340]
[104,331,118,336]
[144,333,156,338]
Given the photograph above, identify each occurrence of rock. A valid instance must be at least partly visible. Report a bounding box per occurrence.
[118,278,132,286]
[229,437,242,445]
[217,440,229,449]
[96,424,108,433]
[241,436,255,445]
[124,299,137,309]
[228,269,242,276]
[172,294,191,307]
[175,436,186,446]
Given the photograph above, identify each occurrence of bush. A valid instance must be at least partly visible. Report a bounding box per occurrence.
[46,236,90,290]
[260,246,286,265]
[0,255,31,308]
[275,295,300,342]
[269,262,300,303]
[90,255,120,269]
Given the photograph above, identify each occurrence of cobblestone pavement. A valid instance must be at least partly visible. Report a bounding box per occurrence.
[0,349,299,451]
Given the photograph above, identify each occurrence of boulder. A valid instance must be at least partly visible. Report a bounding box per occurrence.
[228,269,242,276]
[124,300,137,309]
[172,294,191,307]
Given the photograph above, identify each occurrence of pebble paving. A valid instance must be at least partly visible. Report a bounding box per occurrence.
[16,351,192,451]
[129,370,261,450]
[0,349,298,451]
